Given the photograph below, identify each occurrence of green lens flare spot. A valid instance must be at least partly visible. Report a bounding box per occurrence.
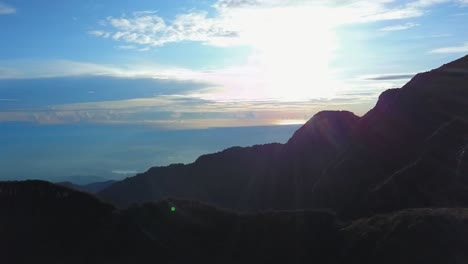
[171,206,176,212]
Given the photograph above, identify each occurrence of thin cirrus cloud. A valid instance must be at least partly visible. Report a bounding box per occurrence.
[379,22,419,32]
[364,73,416,80]
[112,170,138,175]
[430,42,468,53]
[0,59,209,81]
[0,2,15,15]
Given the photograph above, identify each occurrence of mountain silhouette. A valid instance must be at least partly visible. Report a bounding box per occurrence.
[2,55,468,263]
[99,55,468,219]
[0,180,158,263]
[2,180,468,264]
[56,180,116,194]
[308,54,468,217]
[98,111,359,210]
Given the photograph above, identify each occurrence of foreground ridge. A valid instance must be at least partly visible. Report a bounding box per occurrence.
[2,180,468,263]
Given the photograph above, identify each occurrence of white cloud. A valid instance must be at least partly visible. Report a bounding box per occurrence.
[430,42,468,54]
[361,73,416,80]
[112,170,138,175]
[0,60,136,79]
[0,59,205,80]
[407,0,451,8]
[88,30,111,38]
[90,0,460,50]
[380,22,419,31]
[411,33,452,39]
[116,45,137,50]
[0,2,15,15]
[93,11,239,48]
[86,1,413,102]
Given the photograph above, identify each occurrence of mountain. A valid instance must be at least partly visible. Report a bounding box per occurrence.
[2,180,468,264]
[99,55,468,218]
[56,180,116,194]
[0,180,158,263]
[307,54,468,218]
[99,110,360,210]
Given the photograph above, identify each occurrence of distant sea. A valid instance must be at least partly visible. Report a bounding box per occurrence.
[0,123,300,184]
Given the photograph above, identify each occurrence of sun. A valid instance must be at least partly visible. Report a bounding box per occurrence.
[198,5,340,102]
[237,5,339,101]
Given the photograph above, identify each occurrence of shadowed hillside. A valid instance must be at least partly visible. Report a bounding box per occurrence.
[99,55,468,219]
[99,111,360,210]
[2,180,468,264]
[0,180,160,263]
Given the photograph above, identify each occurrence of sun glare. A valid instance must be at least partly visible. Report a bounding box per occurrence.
[226,6,340,101]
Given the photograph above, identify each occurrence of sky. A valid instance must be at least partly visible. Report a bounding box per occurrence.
[1,0,468,182]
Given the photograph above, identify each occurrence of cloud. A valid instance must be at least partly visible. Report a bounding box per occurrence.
[0,59,401,129]
[411,33,452,39]
[85,0,451,104]
[88,30,111,38]
[112,170,138,175]
[0,59,211,80]
[90,0,461,50]
[430,42,468,54]
[91,10,239,48]
[0,2,15,15]
[380,22,419,31]
[213,0,260,9]
[116,45,138,50]
[0,93,377,128]
[364,74,416,80]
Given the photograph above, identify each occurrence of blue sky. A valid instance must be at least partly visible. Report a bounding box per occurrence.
[1,0,468,181]
[1,0,468,128]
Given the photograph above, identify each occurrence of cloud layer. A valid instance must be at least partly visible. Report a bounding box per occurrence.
[380,22,419,31]
[430,42,468,54]
[0,2,15,15]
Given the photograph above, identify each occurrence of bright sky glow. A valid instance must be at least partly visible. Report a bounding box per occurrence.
[0,0,468,127]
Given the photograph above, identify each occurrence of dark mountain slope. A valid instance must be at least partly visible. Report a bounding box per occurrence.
[0,180,162,263]
[342,208,468,264]
[0,180,342,263]
[100,55,468,218]
[310,55,468,218]
[56,180,116,194]
[2,181,468,264]
[99,111,359,210]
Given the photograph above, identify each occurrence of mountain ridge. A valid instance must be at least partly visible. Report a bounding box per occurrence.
[3,180,468,263]
[99,54,468,219]
[2,55,468,263]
